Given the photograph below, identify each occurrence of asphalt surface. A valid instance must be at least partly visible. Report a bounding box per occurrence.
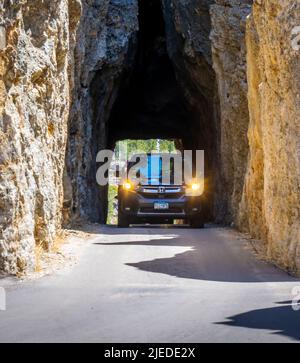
[0,225,300,343]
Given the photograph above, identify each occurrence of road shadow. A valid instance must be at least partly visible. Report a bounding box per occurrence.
[216,303,300,341]
[66,223,224,235]
[93,228,299,283]
[66,223,199,236]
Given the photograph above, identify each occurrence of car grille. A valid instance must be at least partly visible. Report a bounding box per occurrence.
[138,186,184,199]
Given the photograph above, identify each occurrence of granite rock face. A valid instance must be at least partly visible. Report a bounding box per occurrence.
[241,0,300,273]
[210,0,252,224]
[162,0,216,105]
[0,0,81,273]
[65,0,139,224]
[162,0,252,224]
[161,0,217,218]
[164,0,300,274]
[0,0,139,273]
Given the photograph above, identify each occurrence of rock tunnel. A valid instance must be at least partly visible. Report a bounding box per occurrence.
[1,0,299,275]
[67,0,218,225]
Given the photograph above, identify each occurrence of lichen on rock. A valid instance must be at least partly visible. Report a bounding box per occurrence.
[0,0,81,274]
[242,0,300,274]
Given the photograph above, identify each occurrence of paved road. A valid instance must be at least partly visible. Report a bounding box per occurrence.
[0,225,300,343]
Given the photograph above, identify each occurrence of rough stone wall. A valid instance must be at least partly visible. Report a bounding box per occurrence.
[65,0,138,224]
[162,0,217,219]
[210,0,252,224]
[0,0,81,274]
[168,0,299,274]
[241,0,300,273]
[0,0,139,273]
[162,0,252,223]
[162,0,216,105]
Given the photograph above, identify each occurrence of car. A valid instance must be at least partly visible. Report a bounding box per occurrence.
[117,153,206,228]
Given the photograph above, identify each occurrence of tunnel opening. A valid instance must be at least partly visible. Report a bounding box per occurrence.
[107,139,178,225]
[85,0,217,225]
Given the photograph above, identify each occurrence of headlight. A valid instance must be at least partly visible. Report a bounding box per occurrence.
[122,180,133,191]
[191,182,201,191]
[185,179,204,196]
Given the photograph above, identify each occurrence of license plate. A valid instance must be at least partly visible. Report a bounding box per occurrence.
[154,202,169,210]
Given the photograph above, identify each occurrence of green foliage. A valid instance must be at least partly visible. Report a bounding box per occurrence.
[107,184,118,225]
[115,139,176,156]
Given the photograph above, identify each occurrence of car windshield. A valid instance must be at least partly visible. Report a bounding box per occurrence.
[128,154,177,185]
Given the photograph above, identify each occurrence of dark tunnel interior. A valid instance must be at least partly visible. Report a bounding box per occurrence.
[107,0,193,145]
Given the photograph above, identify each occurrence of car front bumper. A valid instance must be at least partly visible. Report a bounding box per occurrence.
[119,190,203,219]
